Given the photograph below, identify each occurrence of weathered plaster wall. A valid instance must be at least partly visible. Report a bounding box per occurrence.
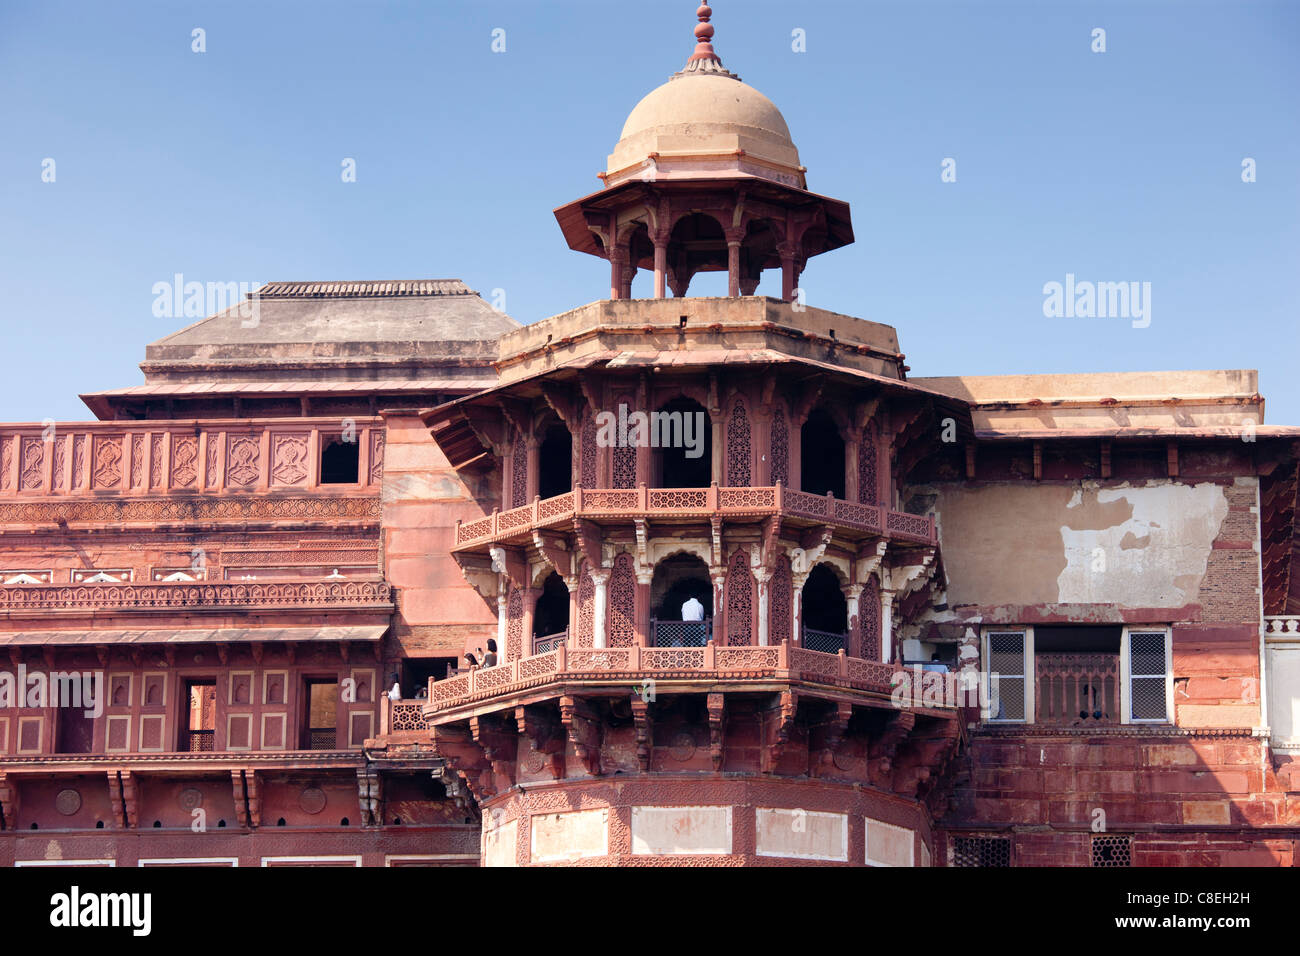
[927,479,1233,611]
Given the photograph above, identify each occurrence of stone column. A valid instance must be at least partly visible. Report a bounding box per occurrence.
[844,434,860,505]
[726,236,742,297]
[711,570,727,646]
[522,587,542,659]
[844,584,864,658]
[525,438,540,503]
[496,580,509,655]
[610,249,628,301]
[791,572,808,646]
[590,567,612,649]
[653,239,667,299]
[778,242,798,302]
[880,590,895,663]
[754,566,772,646]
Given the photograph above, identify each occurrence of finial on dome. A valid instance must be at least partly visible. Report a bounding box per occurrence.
[677,3,739,79]
[689,4,719,62]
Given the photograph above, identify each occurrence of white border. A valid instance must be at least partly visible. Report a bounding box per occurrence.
[16,859,115,867]
[865,817,915,867]
[260,855,362,867]
[982,626,1034,723]
[383,854,478,866]
[138,857,239,867]
[1121,626,1173,724]
[755,808,849,862]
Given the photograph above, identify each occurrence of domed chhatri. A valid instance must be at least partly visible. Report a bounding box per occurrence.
[554,2,853,301]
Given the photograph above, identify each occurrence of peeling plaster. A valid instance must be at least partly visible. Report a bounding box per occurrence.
[1057,482,1228,606]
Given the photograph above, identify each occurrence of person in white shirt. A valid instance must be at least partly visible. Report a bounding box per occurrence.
[387,673,402,701]
[681,596,704,621]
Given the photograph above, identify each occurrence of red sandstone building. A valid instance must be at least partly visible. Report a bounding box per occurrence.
[2,6,1298,868]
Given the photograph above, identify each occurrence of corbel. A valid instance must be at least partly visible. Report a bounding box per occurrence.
[707,692,726,771]
[560,695,602,775]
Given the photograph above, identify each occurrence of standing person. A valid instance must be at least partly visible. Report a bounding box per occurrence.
[681,596,704,621]
[387,672,402,700]
[482,639,499,667]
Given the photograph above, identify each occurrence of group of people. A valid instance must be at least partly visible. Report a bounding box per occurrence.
[462,638,498,671]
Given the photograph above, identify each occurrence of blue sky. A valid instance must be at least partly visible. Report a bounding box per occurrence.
[1,0,1296,423]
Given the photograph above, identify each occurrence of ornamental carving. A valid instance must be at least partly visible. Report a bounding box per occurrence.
[271,434,308,485]
[299,787,327,815]
[72,435,85,489]
[858,421,878,505]
[52,435,66,490]
[770,405,789,486]
[510,430,528,508]
[226,435,260,486]
[0,580,393,611]
[369,431,385,484]
[92,436,123,489]
[612,442,636,490]
[860,575,881,661]
[0,494,380,525]
[178,788,203,811]
[607,553,636,648]
[506,584,524,662]
[726,397,752,486]
[150,434,164,488]
[55,789,82,815]
[725,549,754,646]
[131,434,145,488]
[20,437,43,490]
[770,553,792,645]
[577,561,595,648]
[171,435,199,487]
[580,410,597,488]
[0,438,11,490]
[205,437,219,487]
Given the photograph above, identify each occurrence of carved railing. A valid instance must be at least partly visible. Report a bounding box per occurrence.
[0,418,386,498]
[1035,652,1120,727]
[427,642,910,715]
[386,700,431,734]
[453,483,934,548]
[650,617,712,647]
[532,629,568,655]
[1264,617,1300,637]
[802,627,846,654]
[0,580,393,611]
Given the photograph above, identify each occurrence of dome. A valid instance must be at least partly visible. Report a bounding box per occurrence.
[604,62,805,189]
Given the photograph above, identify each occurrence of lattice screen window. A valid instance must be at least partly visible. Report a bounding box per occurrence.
[1124,628,1171,723]
[985,630,1029,722]
[1092,834,1132,867]
[952,837,1011,867]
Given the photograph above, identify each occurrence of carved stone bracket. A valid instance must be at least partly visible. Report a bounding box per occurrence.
[868,710,915,788]
[631,697,654,771]
[809,702,853,777]
[230,770,250,828]
[707,692,726,771]
[470,713,519,790]
[246,769,262,827]
[357,767,383,827]
[762,690,798,773]
[560,695,602,775]
[120,770,139,829]
[107,771,124,829]
[432,725,496,800]
[515,704,566,780]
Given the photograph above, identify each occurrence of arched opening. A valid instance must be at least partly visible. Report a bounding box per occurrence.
[667,213,727,297]
[801,564,847,653]
[801,408,845,499]
[538,423,572,500]
[532,572,570,653]
[741,218,780,294]
[649,553,713,646]
[652,397,712,488]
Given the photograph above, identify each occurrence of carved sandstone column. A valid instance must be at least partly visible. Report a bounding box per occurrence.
[590,567,612,648]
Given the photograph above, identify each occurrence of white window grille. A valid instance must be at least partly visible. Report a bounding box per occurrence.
[1121,627,1172,724]
[983,628,1033,723]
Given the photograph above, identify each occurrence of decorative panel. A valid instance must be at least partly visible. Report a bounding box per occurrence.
[510,430,528,508]
[860,575,881,661]
[92,435,123,489]
[607,552,636,647]
[138,714,165,752]
[149,434,164,488]
[171,434,199,488]
[858,421,878,505]
[726,397,752,487]
[770,405,789,487]
[506,585,524,662]
[226,435,260,486]
[369,430,385,484]
[270,434,309,486]
[770,553,792,645]
[19,437,43,491]
[725,550,754,646]
[577,561,595,648]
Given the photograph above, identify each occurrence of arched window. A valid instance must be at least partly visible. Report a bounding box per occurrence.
[802,565,847,653]
[649,553,713,646]
[532,572,570,654]
[652,397,712,488]
[801,408,845,499]
[538,423,572,500]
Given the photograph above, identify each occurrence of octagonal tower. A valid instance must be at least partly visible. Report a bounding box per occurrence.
[554,4,853,301]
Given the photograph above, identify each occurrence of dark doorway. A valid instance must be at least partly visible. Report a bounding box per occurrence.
[801,408,845,498]
[652,397,712,488]
[320,438,360,484]
[538,424,572,499]
[532,572,570,652]
[801,565,847,652]
[56,703,94,754]
[650,554,713,646]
